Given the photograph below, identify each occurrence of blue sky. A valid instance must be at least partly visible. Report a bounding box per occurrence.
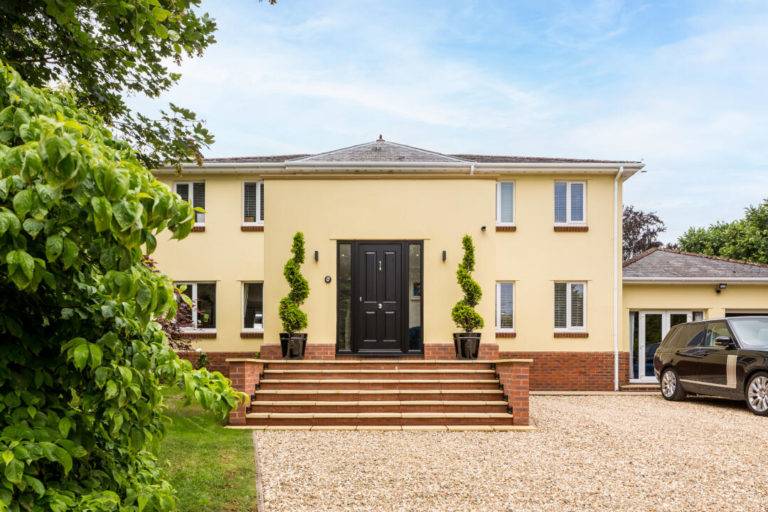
[130,0,768,241]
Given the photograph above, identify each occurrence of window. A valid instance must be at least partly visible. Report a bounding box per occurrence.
[496,182,515,225]
[685,324,708,347]
[496,282,514,331]
[175,182,206,225]
[704,321,731,348]
[243,181,264,224]
[242,282,264,330]
[177,282,216,330]
[554,181,586,225]
[554,282,586,330]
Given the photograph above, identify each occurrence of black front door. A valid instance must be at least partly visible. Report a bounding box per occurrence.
[353,243,404,353]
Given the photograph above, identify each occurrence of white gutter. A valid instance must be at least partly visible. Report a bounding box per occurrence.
[613,165,625,391]
[623,277,768,283]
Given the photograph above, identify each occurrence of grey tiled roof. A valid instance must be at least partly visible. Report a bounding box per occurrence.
[288,139,468,163]
[623,248,768,280]
[200,138,640,165]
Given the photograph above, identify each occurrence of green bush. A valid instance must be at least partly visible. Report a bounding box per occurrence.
[451,235,484,332]
[278,232,309,334]
[0,62,244,511]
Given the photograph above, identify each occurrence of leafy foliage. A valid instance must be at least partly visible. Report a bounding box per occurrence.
[278,232,309,334]
[451,235,484,332]
[0,63,244,511]
[0,0,221,168]
[623,205,666,260]
[677,198,768,264]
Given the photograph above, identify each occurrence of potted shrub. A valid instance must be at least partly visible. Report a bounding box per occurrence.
[451,234,484,359]
[279,232,310,359]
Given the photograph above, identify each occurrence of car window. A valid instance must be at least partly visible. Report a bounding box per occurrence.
[685,324,708,347]
[704,321,731,348]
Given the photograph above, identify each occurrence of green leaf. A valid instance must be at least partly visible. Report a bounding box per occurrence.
[4,459,24,484]
[7,249,35,288]
[0,208,21,236]
[91,196,112,232]
[58,417,72,437]
[1,450,13,464]
[22,218,44,238]
[105,380,118,400]
[12,188,34,218]
[24,475,45,497]
[46,235,63,261]
[113,200,142,230]
[61,239,78,269]
[89,343,102,367]
[73,343,89,370]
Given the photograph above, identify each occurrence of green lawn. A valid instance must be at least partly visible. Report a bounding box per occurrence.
[158,392,258,512]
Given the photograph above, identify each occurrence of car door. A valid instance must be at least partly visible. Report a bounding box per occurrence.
[694,321,739,393]
[674,323,709,381]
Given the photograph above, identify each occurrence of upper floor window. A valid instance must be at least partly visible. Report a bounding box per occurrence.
[177,282,216,330]
[243,282,264,331]
[243,181,264,225]
[496,282,515,331]
[175,182,205,226]
[496,181,515,226]
[554,281,586,331]
[554,181,586,225]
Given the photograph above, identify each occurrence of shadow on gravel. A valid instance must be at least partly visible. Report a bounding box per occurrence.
[687,395,749,412]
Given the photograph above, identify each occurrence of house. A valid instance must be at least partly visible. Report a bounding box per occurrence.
[152,138,768,396]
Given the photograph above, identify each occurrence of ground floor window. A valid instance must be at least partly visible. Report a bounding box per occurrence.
[496,282,515,331]
[243,282,263,330]
[629,310,704,381]
[554,282,586,331]
[177,282,216,330]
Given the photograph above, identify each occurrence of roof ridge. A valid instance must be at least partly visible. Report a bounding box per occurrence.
[655,247,768,269]
[286,139,469,164]
[622,247,660,267]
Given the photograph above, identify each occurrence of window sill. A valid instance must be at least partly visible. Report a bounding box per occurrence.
[553,225,588,232]
[554,331,589,338]
[180,330,217,339]
[191,225,206,233]
[240,330,264,339]
[495,331,517,338]
[241,224,264,232]
[495,225,517,232]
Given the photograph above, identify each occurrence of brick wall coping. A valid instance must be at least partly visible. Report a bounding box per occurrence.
[225,358,268,363]
[495,359,534,365]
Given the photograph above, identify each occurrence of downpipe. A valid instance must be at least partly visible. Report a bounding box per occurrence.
[613,165,625,391]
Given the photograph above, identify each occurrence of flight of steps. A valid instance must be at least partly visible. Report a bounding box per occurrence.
[244,360,515,428]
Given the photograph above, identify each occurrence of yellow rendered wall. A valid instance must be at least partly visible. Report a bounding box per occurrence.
[152,172,623,354]
[622,284,768,350]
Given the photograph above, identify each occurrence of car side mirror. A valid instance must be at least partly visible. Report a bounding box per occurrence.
[714,335,734,348]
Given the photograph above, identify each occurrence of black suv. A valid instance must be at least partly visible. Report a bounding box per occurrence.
[653,316,768,415]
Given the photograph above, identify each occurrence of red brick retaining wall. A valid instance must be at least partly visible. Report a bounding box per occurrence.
[499,351,629,391]
[424,343,499,359]
[496,360,532,426]
[226,359,264,425]
[177,351,259,378]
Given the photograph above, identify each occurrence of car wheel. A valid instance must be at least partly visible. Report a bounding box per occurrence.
[660,368,686,401]
[745,372,768,416]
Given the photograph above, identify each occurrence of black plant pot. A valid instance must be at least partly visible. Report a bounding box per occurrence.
[453,332,481,360]
[280,333,307,359]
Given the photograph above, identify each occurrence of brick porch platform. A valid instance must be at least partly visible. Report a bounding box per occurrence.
[226,358,532,428]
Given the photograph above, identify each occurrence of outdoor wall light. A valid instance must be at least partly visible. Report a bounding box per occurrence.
[716,283,727,293]
[442,250,447,262]
[481,225,487,232]
[314,250,319,262]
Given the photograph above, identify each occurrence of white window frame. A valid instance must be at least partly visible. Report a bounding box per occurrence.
[174,181,205,227]
[242,180,264,226]
[177,282,216,332]
[495,181,515,226]
[554,281,587,332]
[241,281,264,332]
[554,181,587,226]
[495,281,515,332]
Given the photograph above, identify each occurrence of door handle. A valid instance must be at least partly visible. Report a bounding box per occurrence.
[378,303,382,309]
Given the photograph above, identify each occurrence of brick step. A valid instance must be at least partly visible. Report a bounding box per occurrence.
[250,400,509,414]
[264,360,495,371]
[244,411,515,427]
[257,379,502,390]
[252,389,506,401]
[262,369,496,380]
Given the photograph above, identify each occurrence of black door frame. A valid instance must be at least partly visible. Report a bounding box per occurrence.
[336,240,423,356]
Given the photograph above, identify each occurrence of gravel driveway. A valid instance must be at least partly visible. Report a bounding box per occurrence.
[254,395,768,511]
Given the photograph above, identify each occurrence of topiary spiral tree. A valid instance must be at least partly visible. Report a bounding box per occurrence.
[279,232,309,334]
[451,234,484,332]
